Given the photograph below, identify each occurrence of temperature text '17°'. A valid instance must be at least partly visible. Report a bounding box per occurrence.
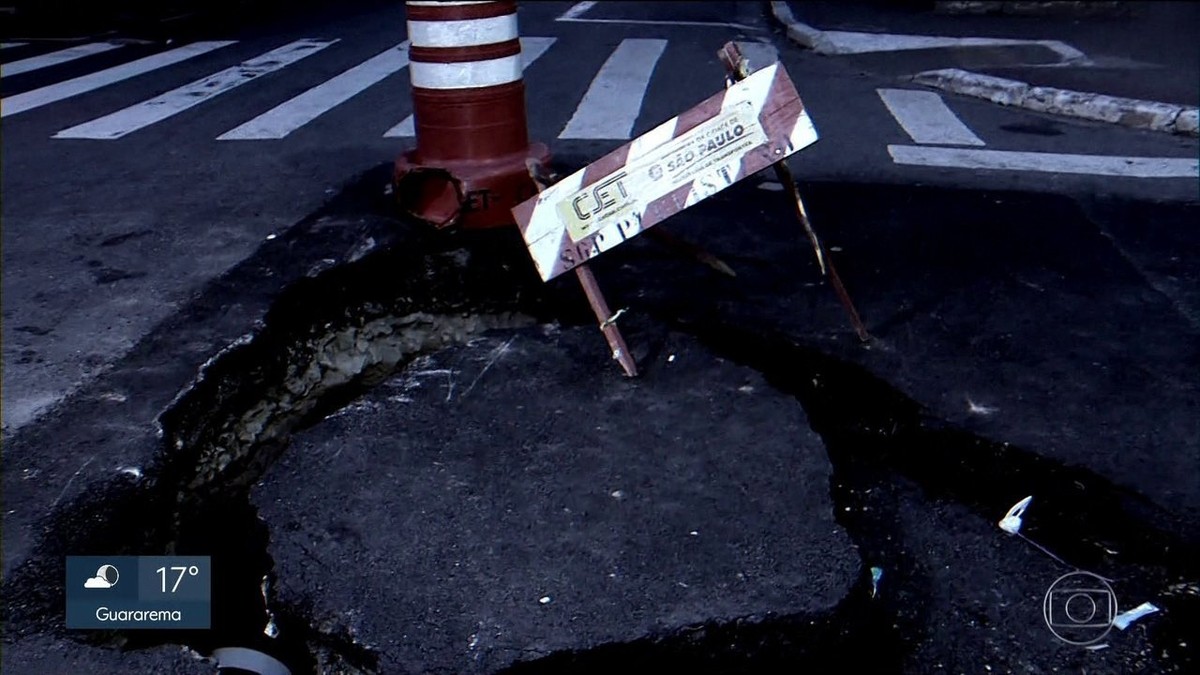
[156,566,199,593]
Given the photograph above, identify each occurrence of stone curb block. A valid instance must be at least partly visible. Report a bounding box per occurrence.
[768,1,834,53]
[769,1,1197,138]
[912,68,1200,137]
[1176,109,1199,136]
[767,3,1087,62]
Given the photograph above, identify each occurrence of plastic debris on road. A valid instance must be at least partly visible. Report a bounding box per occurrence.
[116,466,142,479]
[1113,602,1160,630]
[996,495,1078,569]
[998,495,1033,534]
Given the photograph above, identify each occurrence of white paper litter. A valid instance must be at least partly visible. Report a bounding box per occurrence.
[999,495,1033,535]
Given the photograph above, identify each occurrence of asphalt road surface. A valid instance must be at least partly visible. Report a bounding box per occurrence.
[3,1,1198,673]
[4,0,1196,436]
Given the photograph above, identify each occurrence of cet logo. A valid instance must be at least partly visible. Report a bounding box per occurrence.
[1043,571,1117,645]
[570,173,629,222]
[560,172,633,242]
[84,564,120,589]
[648,164,664,181]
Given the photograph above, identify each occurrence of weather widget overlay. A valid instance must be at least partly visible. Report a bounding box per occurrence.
[66,556,211,629]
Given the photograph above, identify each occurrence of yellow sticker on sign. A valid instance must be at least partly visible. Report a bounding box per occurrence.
[558,171,637,243]
[557,102,769,243]
[647,102,768,186]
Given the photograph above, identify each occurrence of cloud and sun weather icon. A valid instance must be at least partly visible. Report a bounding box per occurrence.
[83,564,120,589]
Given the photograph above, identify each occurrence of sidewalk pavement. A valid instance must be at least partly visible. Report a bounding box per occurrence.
[771,0,1199,135]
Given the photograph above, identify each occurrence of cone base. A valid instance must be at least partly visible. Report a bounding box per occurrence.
[393,143,551,230]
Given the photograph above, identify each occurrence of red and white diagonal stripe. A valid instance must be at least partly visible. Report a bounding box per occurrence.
[513,61,818,282]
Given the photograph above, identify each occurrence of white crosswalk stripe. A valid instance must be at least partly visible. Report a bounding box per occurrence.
[877,88,985,146]
[12,36,710,144]
[889,145,1199,178]
[558,38,668,140]
[878,89,1196,178]
[2,42,123,77]
[383,36,556,138]
[2,41,236,118]
[54,39,337,139]
[6,31,1191,184]
[218,41,411,140]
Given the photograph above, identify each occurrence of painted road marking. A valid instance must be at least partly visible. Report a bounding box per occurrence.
[558,1,597,21]
[2,41,236,118]
[219,41,410,140]
[561,18,758,29]
[384,36,554,138]
[556,2,755,31]
[878,89,985,146]
[820,31,1087,63]
[1,42,29,49]
[559,38,668,140]
[888,145,1199,178]
[54,39,337,139]
[1,42,123,77]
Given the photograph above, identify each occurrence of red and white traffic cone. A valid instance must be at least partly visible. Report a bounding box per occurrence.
[394,0,549,229]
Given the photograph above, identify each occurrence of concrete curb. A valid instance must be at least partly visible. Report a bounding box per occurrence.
[768,1,834,53]
[767,1,1197,138]
[913,68,1200,137]
[766,1,1087,62]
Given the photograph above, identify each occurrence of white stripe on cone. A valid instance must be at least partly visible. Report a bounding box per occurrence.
[384,36,554,137]
[409,53,522,89]
[408,15,518,47]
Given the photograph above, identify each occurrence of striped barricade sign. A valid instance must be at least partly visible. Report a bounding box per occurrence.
[512,60,818,282]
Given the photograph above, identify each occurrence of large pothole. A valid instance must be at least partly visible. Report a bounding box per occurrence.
[2,223,563,672]
[149,228,554,672]
[4,176,1196,672]
[248,325,864,673]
